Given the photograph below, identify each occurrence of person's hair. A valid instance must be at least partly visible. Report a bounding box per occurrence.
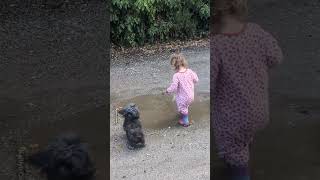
[212,0,248,34]
[170,53,188,71]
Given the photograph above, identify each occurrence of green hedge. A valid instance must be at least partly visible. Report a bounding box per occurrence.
[111,0,209,47]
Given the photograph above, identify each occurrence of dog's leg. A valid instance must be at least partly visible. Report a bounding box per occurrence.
[127,143,134,150]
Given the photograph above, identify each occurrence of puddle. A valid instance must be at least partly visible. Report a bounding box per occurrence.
[116,93,210,129]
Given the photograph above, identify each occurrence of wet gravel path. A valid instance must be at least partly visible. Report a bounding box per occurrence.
[110,46,211,180]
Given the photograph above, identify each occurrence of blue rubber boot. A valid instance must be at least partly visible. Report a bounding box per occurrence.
[231,176,250,180]
[182,113,189,126]
[178,113,184,126]
[228,165,250,180]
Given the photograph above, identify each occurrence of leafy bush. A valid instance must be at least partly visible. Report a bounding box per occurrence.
[111,0,209,47]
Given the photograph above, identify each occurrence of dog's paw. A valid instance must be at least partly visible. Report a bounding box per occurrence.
[127,144,134,150]
[135,143,145,148]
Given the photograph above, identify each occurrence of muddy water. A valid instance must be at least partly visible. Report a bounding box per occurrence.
[28,105,108,180]
[250,95,320,180]
[117,93,210,129]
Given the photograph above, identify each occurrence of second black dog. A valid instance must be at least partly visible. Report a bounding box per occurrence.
[28,132,95,180]
[118,103,145,149]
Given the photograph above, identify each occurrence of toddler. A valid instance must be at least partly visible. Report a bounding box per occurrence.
[211,0,283,179]
[165,53,199,127]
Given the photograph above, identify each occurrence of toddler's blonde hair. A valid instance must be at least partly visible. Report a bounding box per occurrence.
[211,0,248,35]
[213,0,248,22]
[170,53,188,71]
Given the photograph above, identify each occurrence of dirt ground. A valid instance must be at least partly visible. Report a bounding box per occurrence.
[110,46,210,180]
[0,1,109,179]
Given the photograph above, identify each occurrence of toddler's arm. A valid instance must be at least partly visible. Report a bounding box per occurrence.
[192,71,199,83]
[262,31,283,68]
[166,74,179,94]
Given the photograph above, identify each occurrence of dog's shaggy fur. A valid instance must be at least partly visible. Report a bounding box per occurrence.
[118,103,145,149]
[28,132,95,180]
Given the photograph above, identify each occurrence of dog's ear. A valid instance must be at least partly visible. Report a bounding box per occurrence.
[131,103,139,112]
[129,103,136,107]
[59,132,81,145]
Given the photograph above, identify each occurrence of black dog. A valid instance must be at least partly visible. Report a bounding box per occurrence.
[28,132,95,180]
[118,103,145,149]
